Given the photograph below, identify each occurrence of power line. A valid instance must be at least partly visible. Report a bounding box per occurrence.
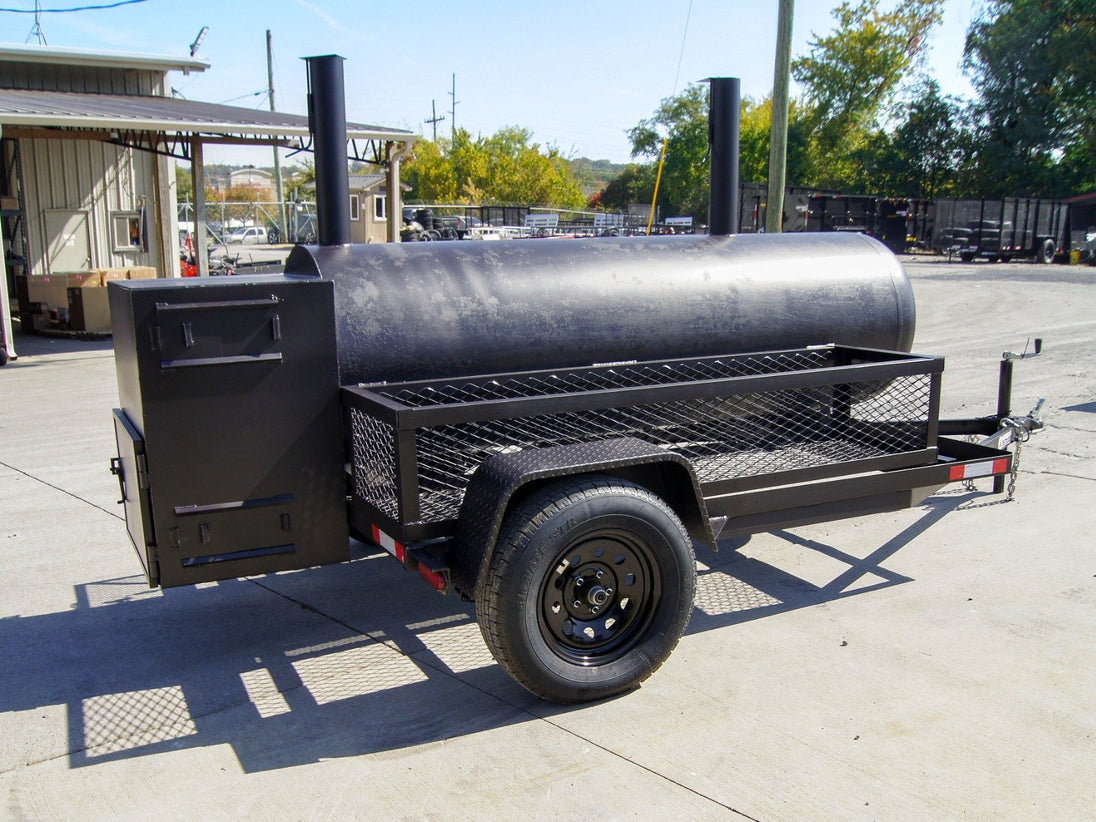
[671,0,694,96]
[2,0,149,11]
[218,90,267,106]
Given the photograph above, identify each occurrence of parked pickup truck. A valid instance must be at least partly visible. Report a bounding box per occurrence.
[226,225,269,245]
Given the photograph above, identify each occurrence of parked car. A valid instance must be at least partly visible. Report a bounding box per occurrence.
[227,225,269,245]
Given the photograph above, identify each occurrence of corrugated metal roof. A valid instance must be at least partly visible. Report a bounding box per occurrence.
[0,87,414,142]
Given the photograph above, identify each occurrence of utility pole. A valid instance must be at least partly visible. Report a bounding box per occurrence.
[425,100,445,142]
[449,73,459,140]
[766,0,794,233]
[267,30,288,242]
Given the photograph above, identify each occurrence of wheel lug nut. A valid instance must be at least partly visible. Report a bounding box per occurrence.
[575,578,584,586]
[595,570,603,579]
[573,599,582,608]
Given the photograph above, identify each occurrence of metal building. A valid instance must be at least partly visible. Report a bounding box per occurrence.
[0,44,415,363]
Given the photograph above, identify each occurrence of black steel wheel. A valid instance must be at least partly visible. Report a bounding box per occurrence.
[476,476,696,703]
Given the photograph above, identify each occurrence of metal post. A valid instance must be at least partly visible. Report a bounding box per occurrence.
[995,358,1014,493]
[267,30,288,243]
[0,125,14,363]
[766,0,794,234]
[707,77,740,236]
[305,55,351,246]
[386,141,401,243]
[191,138,209,278]
[449,73,458,140]
[426,100,444,142]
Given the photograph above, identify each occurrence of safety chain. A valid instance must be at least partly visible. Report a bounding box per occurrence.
[954,419,1029,508]
[1000,416,1033,502]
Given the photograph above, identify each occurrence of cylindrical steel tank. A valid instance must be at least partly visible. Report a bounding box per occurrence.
[284,231,916,385]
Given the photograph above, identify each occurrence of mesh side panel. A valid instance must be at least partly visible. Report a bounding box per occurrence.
[348,352,935,527]
[409,373,932,523]
[349,407,398,520]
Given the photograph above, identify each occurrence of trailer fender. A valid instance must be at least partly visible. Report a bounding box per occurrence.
[449,437,712,600]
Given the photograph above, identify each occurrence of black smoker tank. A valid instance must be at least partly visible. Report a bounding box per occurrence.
[109,57,916,588]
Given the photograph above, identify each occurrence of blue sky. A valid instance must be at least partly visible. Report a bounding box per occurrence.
[2,0,979,165]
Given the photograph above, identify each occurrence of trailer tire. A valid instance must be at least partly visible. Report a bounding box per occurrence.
[1037,238,1055,264]
[959,252,975,262]
[476,476,695,703]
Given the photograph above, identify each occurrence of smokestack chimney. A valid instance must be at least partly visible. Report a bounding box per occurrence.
[707,77,740,236]
[305,55,351,246]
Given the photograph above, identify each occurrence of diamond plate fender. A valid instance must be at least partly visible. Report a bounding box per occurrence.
[449,437,713,599]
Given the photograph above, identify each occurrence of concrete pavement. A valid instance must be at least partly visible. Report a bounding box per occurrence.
[1,258,1093,820]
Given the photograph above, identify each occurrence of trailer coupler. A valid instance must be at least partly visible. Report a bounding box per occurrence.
[980,398,1045,451]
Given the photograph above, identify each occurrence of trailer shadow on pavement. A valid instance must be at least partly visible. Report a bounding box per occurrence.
[688,493,967,635]
[0,492,980,775]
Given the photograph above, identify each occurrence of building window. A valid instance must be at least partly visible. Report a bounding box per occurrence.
[112,211,142,252]
[374,195,387,221]
[349,194,360,222]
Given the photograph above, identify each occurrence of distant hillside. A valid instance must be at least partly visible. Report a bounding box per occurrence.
[567,157,627,198]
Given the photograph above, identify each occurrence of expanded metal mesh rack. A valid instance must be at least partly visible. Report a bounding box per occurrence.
[343,346,942,541]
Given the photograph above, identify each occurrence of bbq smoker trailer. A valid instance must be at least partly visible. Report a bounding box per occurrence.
[107,61,1043,703]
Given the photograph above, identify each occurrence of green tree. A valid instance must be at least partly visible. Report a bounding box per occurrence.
[283,160,315,202]
[793,0,945,188]
[627,84,711,221]
[404,127,585,208]
[595,164,656,211]
[175,163,193,202]
[613,87,813,222]
[404,138,458,202]
[963,0,1096,196]
[738,96,813,186]
[847,79,966,197]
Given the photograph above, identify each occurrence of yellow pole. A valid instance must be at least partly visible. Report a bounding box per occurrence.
[646,139,668,235]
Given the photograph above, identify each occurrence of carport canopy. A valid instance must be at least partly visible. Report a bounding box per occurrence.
[0,84,416,276]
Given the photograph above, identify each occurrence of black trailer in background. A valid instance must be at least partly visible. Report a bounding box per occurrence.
[930,198,1069,263]
[732,188,1083,262]
[736,186,931,255]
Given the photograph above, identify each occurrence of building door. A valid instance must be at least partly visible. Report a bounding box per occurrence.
[44,209,91,273]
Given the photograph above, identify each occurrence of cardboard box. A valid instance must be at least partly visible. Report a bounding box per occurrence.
[15,274,71,312]
[59,271,102,289]
[99,268,128,287]
[126,266,158,280]
[67,286,112,332]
